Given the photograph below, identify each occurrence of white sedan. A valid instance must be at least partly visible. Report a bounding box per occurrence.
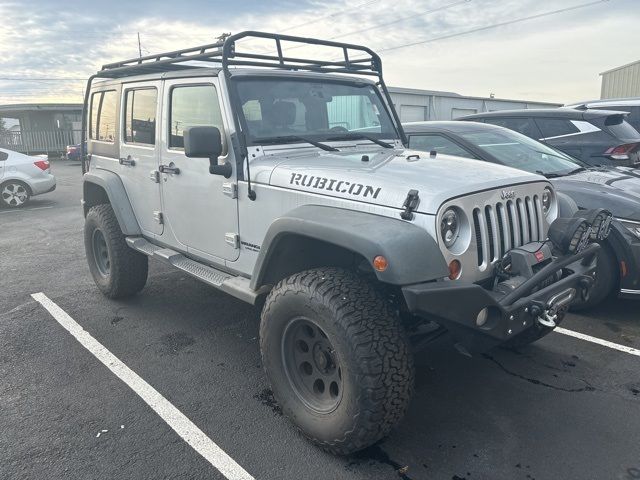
[0,148,56,208]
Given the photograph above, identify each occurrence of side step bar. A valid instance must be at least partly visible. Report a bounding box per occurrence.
[126,237,266,305]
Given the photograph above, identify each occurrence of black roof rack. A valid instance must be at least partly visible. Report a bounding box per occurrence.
[96,31,383,79]
[82,31,406,176]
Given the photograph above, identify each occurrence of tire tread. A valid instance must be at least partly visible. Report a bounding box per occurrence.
[260,267,414,455]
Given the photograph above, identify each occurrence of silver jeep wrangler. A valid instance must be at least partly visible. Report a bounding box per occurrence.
[81,31,606,455]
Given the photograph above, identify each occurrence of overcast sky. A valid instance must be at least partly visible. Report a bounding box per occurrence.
[0,0,638,106]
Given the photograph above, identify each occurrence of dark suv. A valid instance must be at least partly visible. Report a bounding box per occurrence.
[461,108,640,167]
[565,98,640,132]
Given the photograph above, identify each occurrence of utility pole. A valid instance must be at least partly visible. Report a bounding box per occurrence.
[137,32,142,59]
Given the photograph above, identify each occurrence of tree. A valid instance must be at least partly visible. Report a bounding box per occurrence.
[0,117,7,135]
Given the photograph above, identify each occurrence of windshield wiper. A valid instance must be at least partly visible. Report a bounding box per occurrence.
[566,167,587,175]
[253,135,339,152]
[536,170,564,178]
[327,133,394,149]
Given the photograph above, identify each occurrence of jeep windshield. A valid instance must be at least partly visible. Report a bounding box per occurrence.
[459,128,589,177]
[234,77,399,146]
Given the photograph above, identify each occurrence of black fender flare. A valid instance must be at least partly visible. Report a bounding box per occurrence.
[556,191,579,218]
[83,169,141,236]
[250,205,448,289]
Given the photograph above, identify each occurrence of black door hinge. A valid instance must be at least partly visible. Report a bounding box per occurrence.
[400,189,420,220]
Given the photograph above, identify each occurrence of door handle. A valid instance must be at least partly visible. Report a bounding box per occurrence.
[119,155,136,166]
[159,163,180,175]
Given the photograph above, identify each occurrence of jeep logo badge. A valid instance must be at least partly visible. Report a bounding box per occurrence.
[500,190,516,200]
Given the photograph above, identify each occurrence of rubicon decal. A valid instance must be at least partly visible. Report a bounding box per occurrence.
[289,173,382,199]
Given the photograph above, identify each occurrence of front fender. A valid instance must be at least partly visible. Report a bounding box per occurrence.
[251,205,448,289]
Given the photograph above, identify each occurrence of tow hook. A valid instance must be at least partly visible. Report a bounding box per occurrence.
[529,287,576,328]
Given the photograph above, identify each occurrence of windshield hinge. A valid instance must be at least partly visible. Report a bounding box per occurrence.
[400,190,420,221]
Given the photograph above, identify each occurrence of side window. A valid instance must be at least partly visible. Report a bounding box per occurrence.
[124,88,157,145]
[535,118,579,139]
[0,151,8,161]
[169,85,225,151]
[90,92,100,140]
[408,134,476,159]
[484,117,541,139]
[90,90,117,143]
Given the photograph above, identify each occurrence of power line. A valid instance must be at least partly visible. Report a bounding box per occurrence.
[280,0,382,33]
[272,0,471,56]
[378,0,611,52]
[330,0,471,41]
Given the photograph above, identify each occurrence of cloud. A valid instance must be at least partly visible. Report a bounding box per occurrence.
[0,0,637,104]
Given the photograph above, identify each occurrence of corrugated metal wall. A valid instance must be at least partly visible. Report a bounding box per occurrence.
[387,88,559,123]
[601,61,640,99]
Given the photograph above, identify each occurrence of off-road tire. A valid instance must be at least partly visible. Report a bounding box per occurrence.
[260,267,414,455]
[84,204,148,299]
[570,242,617,311]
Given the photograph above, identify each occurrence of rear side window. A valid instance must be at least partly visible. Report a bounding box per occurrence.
[483,117,541,139]
[169,84,225,150]
[535,118,579,139]
[604,116,640,140]
[408,134,476,159]
[90,90,117,143]
[124,88,157,145]
[593,106,640,131]
[0,151,8,161]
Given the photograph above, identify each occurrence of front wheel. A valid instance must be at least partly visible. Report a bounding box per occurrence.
[570,242,617,311]
[84,204,148,298]
[1,181,30,208]
[260,268,414,455]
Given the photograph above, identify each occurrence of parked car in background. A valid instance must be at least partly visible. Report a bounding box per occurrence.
[565,98,640,132]
[0,147,56,208]
[460,108,640,167]
[404,121,640,308]
[65,143,82,161]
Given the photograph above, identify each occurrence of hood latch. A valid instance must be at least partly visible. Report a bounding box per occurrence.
[400,189,420,220]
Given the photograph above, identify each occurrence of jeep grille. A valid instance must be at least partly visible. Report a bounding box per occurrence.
[472,195,545,269]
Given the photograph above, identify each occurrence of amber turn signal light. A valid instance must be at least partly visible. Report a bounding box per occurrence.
[373,255,388,272]
[448,259,461,280]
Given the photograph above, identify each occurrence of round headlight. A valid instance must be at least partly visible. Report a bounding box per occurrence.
[542,187,553,216]
[441,208,460,248]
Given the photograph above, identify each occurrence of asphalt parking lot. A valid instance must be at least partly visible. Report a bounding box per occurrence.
[1,162,640,480]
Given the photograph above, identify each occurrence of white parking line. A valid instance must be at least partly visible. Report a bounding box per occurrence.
[555,327,640,357]
[31,292,254,480]
[0,206,54,214]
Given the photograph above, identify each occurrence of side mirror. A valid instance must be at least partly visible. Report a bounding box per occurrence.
[183,126,231,177]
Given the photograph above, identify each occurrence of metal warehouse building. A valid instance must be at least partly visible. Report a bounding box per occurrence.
[387,87,559,123]
[600,60,640,99]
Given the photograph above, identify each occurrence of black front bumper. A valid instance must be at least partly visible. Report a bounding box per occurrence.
[402,243,600,352]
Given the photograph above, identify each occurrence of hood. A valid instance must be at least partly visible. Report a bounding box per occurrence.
[553,166,640,221]
[251,147,545,214]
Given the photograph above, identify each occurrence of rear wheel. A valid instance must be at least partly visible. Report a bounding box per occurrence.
[260,268,414,455]
[1,181,30,208]
[84,204,148,298]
